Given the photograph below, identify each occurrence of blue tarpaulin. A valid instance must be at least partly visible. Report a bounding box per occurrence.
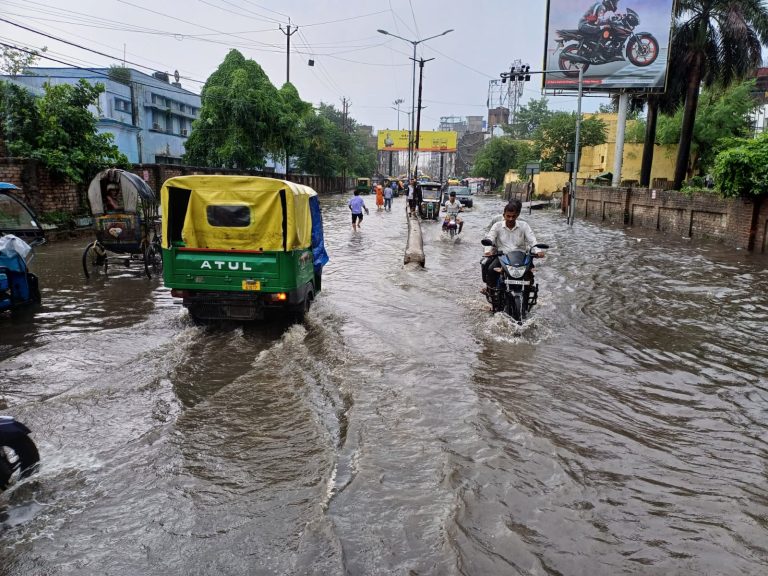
[309,196,329,273]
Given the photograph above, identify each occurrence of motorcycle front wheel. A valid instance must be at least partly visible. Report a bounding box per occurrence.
[558,44,590,78]
[0,434,40,490]
[626,34,659,67]
[504,292,523,322]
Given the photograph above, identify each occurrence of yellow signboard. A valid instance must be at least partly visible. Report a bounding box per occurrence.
[377,130,457,152]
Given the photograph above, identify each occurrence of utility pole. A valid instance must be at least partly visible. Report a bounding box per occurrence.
[411,57,434,179]
[341,97,350,192]
[279,19,299,84]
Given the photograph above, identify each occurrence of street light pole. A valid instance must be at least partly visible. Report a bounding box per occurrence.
[412,57,434,179]
[393,98,404,130]
[377,28,453,180]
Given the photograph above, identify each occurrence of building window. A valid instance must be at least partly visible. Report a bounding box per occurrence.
[114,97,131,113]
[151,110,166,131]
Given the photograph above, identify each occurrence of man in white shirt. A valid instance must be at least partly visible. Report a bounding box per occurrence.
[442,190,464,234]
[482,199,544,291]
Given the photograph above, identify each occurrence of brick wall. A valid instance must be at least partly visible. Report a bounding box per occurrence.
[573,186,768,252]
[1,157,353,222]
[0,158,83,215]
[131,164,352,196]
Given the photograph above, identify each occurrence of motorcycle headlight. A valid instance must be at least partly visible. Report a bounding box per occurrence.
[506,265,525,278]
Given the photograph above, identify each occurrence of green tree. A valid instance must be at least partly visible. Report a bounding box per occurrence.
[277,82,312,174]
[184,49,284,169]
[0,46,46,77]
[295,114,341,177]
[472,137,532,184]
[713,133,768,197]
[537,112,607,170]
[504,97,552,139]
[655,79,758,176]
[1,79,128,182]
[670,0,768,190]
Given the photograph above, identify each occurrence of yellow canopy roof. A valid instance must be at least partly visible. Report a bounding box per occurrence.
[160,175,317,251]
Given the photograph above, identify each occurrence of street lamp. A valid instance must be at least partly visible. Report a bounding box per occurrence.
[393,98,404,130]
[378,28,453,176]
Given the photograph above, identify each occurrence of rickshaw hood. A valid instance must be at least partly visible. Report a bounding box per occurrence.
[160,175,317,252]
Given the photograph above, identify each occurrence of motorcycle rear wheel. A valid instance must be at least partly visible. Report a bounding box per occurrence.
[0,434,40,490]
[626,34,659,67]
[558,44,590,78]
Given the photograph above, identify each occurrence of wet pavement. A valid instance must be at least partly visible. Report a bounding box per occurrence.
[2,194,768,575]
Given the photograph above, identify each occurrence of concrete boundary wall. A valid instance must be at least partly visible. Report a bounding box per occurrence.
[567,186,768,252]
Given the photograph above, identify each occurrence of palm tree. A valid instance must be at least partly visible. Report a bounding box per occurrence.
[671,0,768,190]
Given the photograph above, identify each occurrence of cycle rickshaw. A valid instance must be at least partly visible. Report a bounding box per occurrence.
[82,168,162,279]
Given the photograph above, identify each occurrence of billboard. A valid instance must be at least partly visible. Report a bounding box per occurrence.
[543,0,676,92]
[377,130,457,152]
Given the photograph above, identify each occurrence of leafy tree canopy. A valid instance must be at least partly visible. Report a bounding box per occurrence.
[713,133,768,198]
[0,79,128,182]
[537,112,607,170]
[0,46,46,77]
[472,137,535,184]
[656,79,758,174]
[504,97,552,139]
[184,49,285,169]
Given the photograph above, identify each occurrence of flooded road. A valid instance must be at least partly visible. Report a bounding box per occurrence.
[2,194,768,575]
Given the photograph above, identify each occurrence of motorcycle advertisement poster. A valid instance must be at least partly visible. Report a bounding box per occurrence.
[543,0,676,92]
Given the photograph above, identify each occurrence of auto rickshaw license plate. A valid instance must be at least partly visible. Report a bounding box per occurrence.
[242,279,261,291]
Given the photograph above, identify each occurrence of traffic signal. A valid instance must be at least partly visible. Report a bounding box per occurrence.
[511,65,531,82]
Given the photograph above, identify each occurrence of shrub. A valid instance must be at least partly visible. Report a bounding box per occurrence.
[713,134,768,198]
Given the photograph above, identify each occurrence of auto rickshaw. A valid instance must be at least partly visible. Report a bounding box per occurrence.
[160,175,329,323]
[418,181,443,220]
[0,183,45,314]
[355,178,372,194]
[82,168,162,279]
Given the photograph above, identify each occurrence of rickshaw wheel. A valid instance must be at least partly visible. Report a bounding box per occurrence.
[143,244,163,279]
[292,294,312,324]
[82,242,108,279]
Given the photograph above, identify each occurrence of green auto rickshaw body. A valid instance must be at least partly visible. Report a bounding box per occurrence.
[418,181,443,220]
[161,175,329,321]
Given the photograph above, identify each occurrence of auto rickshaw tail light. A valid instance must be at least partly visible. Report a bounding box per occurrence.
[269,292,288,301]
[171,289,189,298]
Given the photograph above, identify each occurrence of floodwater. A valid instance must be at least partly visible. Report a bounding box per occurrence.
[2,194,768,575]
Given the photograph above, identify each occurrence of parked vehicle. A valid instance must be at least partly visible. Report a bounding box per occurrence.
[82,168,162,279]
[556,8,659,77]
[0,183,45,314]
[443,185,473,208]
[355,178,372,195]
[0,416,39,491]
[161,175,329,323]
[480,238,549,323]
[418,181,443,220]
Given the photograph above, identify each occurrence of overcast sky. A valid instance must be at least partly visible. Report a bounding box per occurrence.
[2,0,613,130]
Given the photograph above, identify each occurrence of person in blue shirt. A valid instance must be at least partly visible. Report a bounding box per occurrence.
[348,189,369,231]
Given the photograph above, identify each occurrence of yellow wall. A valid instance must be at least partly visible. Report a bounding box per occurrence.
[503,113,679,191]
[579,112,678,183]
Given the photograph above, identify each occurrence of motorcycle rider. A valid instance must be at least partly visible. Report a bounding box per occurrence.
[443,190,464,234]
[578,0,619,54]
[482,199,544,292]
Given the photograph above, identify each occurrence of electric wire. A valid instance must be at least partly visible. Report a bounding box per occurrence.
[0,18,207,85]
[0,41,202,97]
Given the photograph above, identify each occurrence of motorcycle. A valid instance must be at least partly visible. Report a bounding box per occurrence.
[0,416,39,491]
[481,239,549,323]
[442,214,460,239]
[556,8,659,77]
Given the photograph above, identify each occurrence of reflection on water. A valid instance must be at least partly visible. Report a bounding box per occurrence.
[2,194,768,575]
